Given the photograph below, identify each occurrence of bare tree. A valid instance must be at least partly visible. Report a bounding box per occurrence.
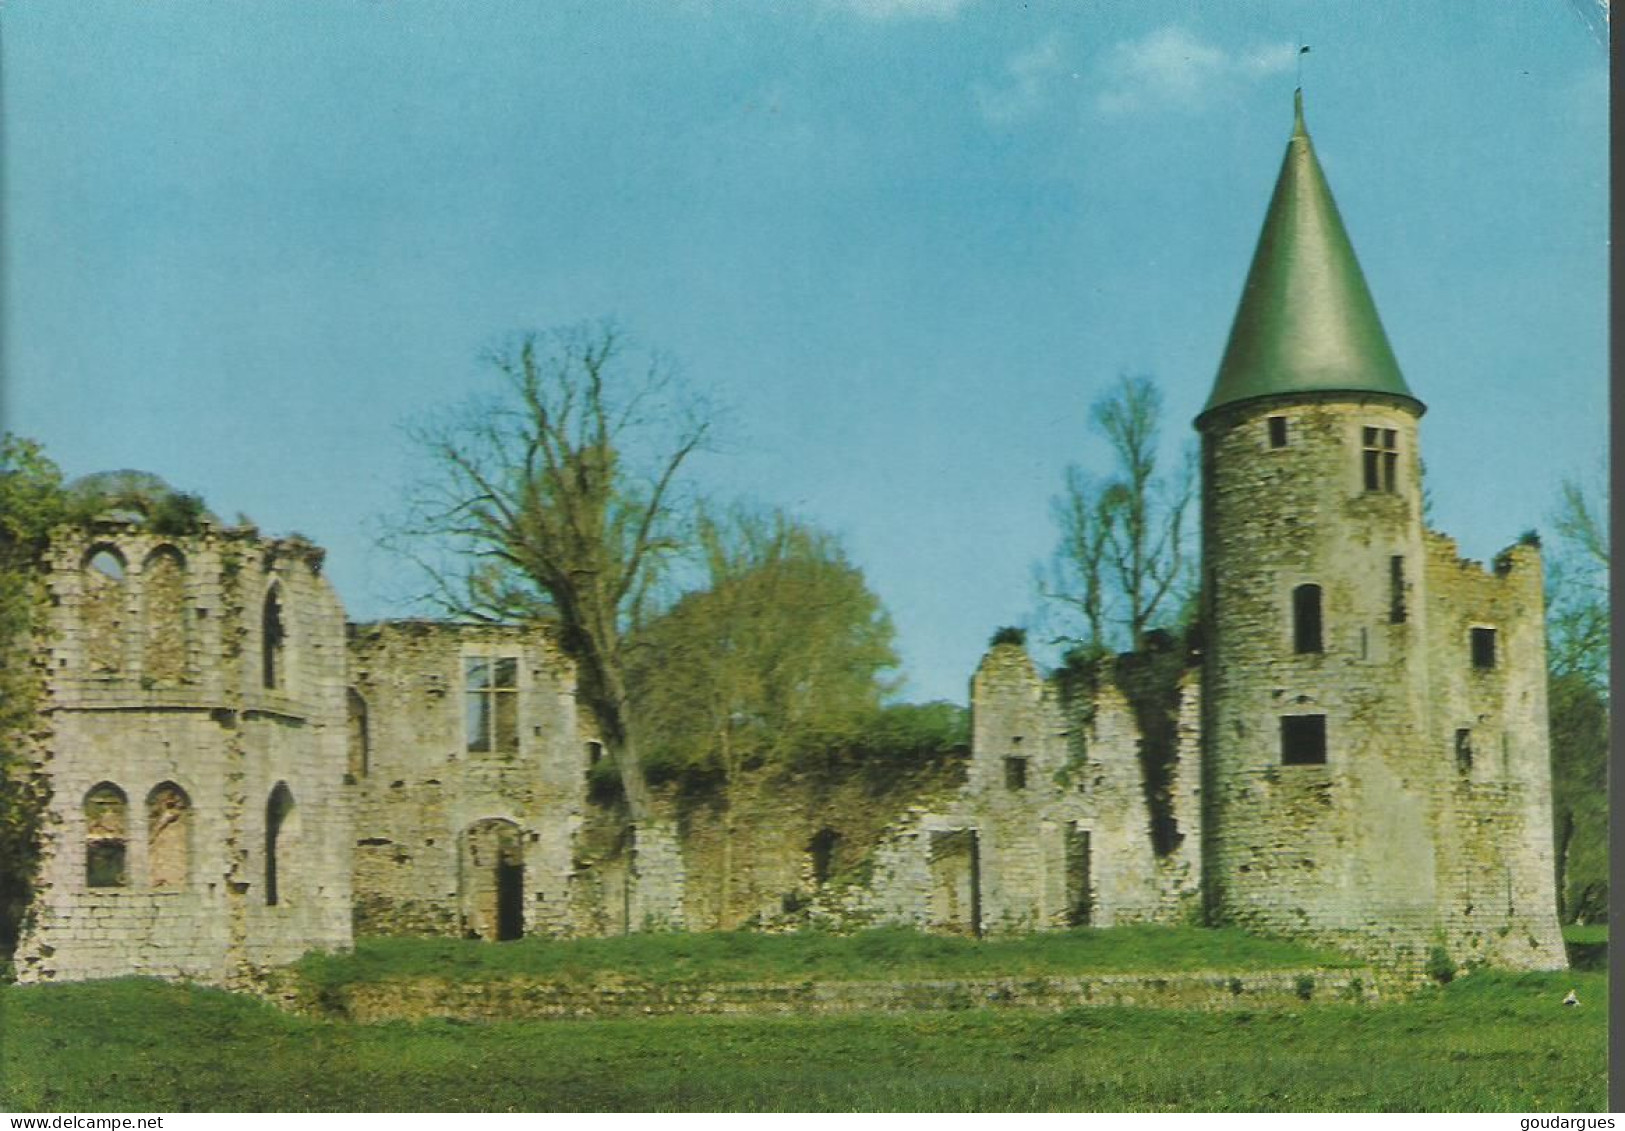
[400,321,709,822]
[1043,375,1195,655]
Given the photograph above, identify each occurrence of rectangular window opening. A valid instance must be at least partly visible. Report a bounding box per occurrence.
[1004,755,1028,790]
[1292,584,1323,654]
[1267,416,1288,448]
[1280,714,1327,765]
[1389,556,1406,624]
[465,656,521,753]
[1454,728,1473,773]
[1362,426,1398,493]
[1471,627,1498,670]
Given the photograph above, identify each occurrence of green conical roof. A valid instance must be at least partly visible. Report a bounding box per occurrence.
[1200,91,1421,423]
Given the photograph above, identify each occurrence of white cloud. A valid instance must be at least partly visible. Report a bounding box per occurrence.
[1096,26,1296,116]
[975,36,1066,126]
[825,0,978,20]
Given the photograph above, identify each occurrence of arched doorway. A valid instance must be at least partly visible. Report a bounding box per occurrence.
[460,819,525,941]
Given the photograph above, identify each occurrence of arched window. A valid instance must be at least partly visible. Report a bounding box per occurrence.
[1292,584,1323,654]
[347,689,369,779]
[82,547,128,674]
[142,547,189,684]
[265,782,296,905]
[146,782,192,888]
[84,782,129,887]
[262,585,285,690]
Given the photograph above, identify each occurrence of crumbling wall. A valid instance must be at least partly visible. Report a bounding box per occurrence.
[347,621,588,940]
[15,524,352,984]
[850,644,1201,936]
[1422,533,1565,970]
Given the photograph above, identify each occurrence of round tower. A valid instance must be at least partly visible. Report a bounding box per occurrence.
[1197,92,1439,958]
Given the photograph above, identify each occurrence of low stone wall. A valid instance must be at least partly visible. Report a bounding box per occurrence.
[270,966,1379,1022]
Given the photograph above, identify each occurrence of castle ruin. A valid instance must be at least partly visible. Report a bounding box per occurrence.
[8,94,1565,983]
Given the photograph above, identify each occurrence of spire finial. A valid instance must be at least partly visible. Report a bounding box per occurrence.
[1293,86,1306,136]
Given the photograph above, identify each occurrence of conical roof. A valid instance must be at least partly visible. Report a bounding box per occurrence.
[1200,91,1421,423]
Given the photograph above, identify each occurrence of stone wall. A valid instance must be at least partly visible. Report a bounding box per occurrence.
[1421,534,1565,969]
[346,621,590,940]
[852,644,1201,936]
[1197,396,1564,970]
[15,523,353,983]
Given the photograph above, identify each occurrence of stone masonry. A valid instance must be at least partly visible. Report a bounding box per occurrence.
[15,522,353,983]
[9,92,1565,981]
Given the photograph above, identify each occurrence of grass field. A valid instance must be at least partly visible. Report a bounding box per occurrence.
[0,930,1607,1113]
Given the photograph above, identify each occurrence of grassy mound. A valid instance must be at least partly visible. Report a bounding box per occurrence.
[293,926,1358,991]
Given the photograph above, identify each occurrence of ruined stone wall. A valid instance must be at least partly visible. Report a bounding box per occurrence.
[347,622,589,940]
[1421,534,1565,969]
[852,645,1201,936]
[1200,398,1443,963]
[16,524,352,983]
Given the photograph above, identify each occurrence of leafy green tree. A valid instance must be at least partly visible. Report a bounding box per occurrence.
[629,506,897,925]
[1544,469,1608,922]
[0,437,93,960]
[1041,375,1194,657]
[398,321,710,827]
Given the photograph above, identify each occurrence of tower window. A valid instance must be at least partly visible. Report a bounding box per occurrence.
[1454,728,1473,773]
[1470,627,1497,670]
[1292,584,1323,654]
[1004,756,1028,790]
[1267,416,1288,448]
[84,783,129,888]
[1389,556,1406,624]
[1362,427,1398,493]
[261,586,285,690]
[1280,715,1327,765]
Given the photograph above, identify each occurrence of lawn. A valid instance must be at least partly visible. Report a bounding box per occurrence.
[0,930,1606,1112]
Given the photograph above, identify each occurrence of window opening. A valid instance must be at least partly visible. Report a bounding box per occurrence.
[85,783,129,888]
[261,586,285,690]
[808,828,841,886]
[347,689,369,778]
[82,547,128,674]
[265,782,295,906]
[1280,715,1328,765]
[1004,755,1028,790]
[1454,729,1473,773]
[1471,627,1497,670]
[1064,824,1093,927]
[1389,556,1406,624]
[1267,416,1288,448]
[1362,427,1398,492]
[1292,584,1324,654]
[465,656,519,753]
[586,741,604,766]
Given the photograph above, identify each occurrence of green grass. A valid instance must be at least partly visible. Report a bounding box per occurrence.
[292,926,1358,990]
[0,969,1606,1112]
[1562,923,1608,945]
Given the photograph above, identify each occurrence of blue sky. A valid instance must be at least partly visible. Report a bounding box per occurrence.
[3,1,1607,704]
